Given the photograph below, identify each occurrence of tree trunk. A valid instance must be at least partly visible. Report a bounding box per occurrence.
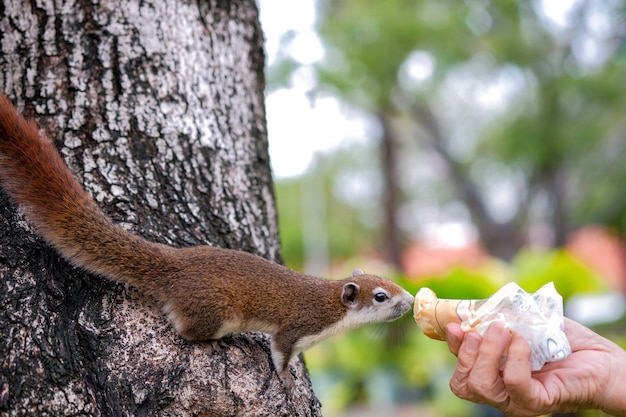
[379,113,404,269]
[0,1,321,416]
[412,103,525,261]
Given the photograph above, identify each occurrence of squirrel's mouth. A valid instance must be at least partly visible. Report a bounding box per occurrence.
[387,301,413,321]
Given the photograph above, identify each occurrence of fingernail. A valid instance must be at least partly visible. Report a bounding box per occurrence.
[486,321,509,339]
[447,330,459,346]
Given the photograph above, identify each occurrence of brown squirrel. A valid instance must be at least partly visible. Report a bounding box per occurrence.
[0,94,414,382]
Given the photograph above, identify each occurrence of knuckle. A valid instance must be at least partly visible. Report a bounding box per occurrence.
[449,373,471,400]
[466,372,485,391]
[466,374,509,406]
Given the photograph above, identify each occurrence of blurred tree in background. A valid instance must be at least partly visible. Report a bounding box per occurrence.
[266,1,626,416]
[272,0,626,265]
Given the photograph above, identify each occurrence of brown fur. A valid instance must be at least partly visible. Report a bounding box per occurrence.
[0,95,414,379]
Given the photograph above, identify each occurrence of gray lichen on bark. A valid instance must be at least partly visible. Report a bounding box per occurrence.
[0,0,322,415]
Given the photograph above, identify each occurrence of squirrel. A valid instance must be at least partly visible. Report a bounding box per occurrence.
[0,94,414,383]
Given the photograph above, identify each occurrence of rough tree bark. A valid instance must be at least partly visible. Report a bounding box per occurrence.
[0,1,322,416]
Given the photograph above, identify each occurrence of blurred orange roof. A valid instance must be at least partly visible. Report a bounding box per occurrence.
[402,241,490,278]
[566,226,626,292]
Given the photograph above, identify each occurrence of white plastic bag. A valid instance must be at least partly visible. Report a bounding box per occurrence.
[458,282,571,370]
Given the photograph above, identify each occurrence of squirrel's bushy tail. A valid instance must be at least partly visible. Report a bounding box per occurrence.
[0,95,173,289]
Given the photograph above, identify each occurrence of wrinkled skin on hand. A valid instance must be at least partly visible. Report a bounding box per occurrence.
[445,318,626,417]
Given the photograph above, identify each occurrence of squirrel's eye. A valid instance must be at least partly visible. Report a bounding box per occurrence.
[374,292,388,303]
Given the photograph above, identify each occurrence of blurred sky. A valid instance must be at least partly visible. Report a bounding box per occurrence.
[257,0,579,179]
[258,0,375,178]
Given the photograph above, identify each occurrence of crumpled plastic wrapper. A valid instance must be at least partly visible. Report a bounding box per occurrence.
[414,282,571,370]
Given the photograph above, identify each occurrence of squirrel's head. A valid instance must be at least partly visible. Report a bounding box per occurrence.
[340,268,414,325]
[292,268,415,355]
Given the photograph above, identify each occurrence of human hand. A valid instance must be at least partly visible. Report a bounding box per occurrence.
[446,318,626,417]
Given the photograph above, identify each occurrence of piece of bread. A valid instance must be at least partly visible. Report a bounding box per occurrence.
[413,288,463,340]
[414,288,492,340]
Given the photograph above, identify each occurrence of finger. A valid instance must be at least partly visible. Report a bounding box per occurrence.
[501,333,551,416]
[466,322,511,405]
[502,333,537,404]
[446,322,464,356]
[472,322,511,377]
[449,330,482,400]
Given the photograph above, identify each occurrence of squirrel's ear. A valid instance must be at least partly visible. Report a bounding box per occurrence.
[341,282,360,306]
[351,268,365,277]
